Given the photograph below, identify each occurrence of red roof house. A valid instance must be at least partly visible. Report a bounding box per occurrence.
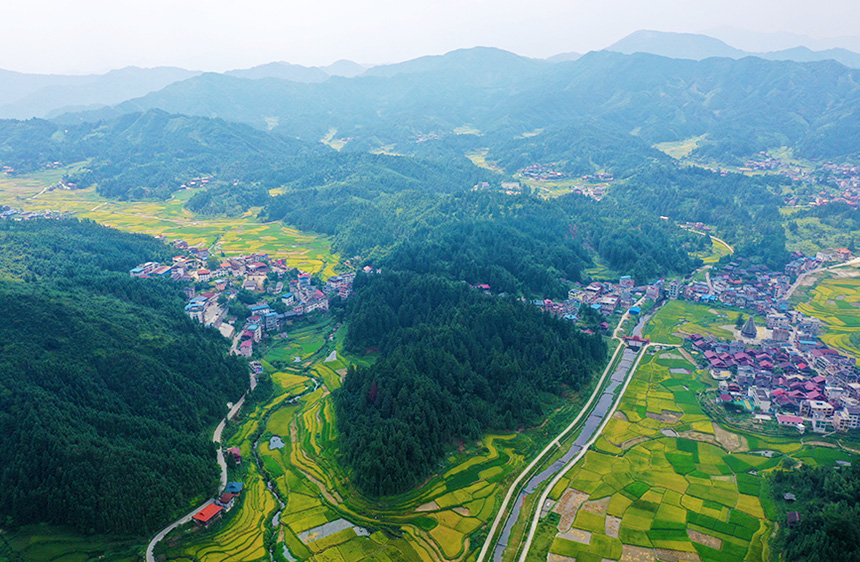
[193,503,223,526]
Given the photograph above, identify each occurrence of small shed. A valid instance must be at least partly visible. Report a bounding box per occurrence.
[783,493,796,502]
[787,511,801,527]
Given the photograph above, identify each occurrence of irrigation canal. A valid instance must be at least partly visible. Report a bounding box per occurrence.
[491,312,651,562]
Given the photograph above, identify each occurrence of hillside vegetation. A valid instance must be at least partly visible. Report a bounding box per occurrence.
[0,219,247,535]
[336,272,607,495]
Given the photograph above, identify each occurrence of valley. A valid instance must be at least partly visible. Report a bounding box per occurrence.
[0,35,859,562]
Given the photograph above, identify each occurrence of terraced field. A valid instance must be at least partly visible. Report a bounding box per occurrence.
[0,171,338,276]
[693,238,733,265]
[794,269,860,364]
[156,312,598,562]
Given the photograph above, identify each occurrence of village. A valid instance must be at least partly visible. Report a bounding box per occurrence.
[742,151,860,207]
[129,240,358,359]
[530,247,860,437]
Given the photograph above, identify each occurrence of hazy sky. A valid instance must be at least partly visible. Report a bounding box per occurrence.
[2,0,859,74]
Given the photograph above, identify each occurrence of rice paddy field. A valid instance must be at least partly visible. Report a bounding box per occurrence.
[159,313,599,562]
[692,238,733,265]
[527,349,858,562]
[794,267,860,364]
[0,169,339,276]
[643,301,762,345]
[653,136,706,160]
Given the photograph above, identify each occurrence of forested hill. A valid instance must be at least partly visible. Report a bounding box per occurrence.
[335,272,607,495]
[58,49,860,161]
[0,219,247,535]
[768,462,860,562]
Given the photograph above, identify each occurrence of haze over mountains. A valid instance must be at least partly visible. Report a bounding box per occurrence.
[2,29,860,122]
[608,30,860,68]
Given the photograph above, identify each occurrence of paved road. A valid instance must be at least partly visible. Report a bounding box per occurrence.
[478,304,655,562]
[145,394,247,562]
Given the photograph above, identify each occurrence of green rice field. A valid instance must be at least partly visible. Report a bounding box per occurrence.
[529,349,858,562]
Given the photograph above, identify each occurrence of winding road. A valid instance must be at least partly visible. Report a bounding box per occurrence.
[145,394,246,562]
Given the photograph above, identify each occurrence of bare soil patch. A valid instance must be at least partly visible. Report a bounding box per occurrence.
[620,545,655,562]
[416,501,439,512]
[558,528,592,545]
[647,410,683,424]
[582,497,611,515]
[613,411,629,422]
[688,529,722,549]
[655,549,701,562]
[620,436,650,450]
[605,515,621,538]
[553,488,590,531]
[714,424,748,452]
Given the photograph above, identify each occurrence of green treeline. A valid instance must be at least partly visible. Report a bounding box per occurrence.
[609,166,790,268]
[334,272,607,496]
[0,219,247,535]
[768,463,860,562]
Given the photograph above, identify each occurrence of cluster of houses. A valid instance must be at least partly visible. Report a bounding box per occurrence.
[130,243,358,359]
[689,313,860,434]
[192,481,244,527]
[740,152,860,207]
[666,252,855,315]
[520,163,565,180]
[0,205,68,221]
[534,275,639,328]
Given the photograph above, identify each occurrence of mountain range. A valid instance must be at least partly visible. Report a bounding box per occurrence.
[49,47,860,162]
[1,29,859,123]
[608,30,860,68]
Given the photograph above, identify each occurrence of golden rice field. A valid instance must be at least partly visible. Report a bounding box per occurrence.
[0,169,338,276]
[795,270,860,364]
[171,472,275,562]
[532,352,772,562]
[165,315,547,562]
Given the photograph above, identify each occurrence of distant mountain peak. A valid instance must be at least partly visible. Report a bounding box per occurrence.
[224,62,329,83]
[606,30,747,60]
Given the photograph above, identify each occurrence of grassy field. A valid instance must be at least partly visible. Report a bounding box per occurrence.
[794,267,860,364]
[643,301,761,345]
[0,169,339,276]
[528,349,858,562]
[465,149,504,173]
[653,136,706,160]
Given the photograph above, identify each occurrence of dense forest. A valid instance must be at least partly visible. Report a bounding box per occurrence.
[0,219,247,535]
[607,166,790,268]
[334,272,607,495]
[768,463,860,562]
